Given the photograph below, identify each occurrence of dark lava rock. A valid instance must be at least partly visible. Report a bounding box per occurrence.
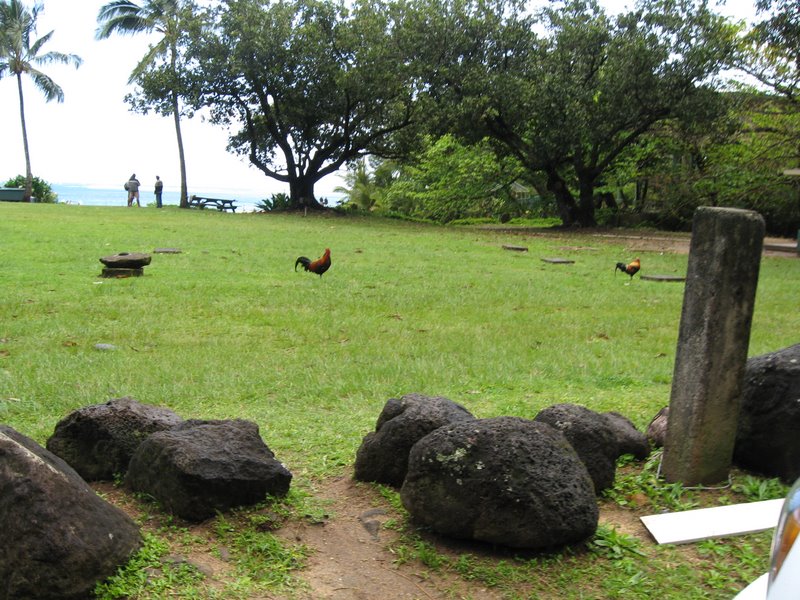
[400,416,598,549]
[734,344,800,483]
[0,425,142,599]
[354,393,476,487]
[46,396,184,481]
[126,419,292,521]
[99,252,152,268]
[534,403,620,493]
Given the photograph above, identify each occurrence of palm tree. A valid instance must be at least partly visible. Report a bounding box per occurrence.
[96,0,191,207]
[335,159,380,211]
[0,0,82,202]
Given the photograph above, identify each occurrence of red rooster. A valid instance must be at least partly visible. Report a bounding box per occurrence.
[295,248,331,277]
[615,257,640,280]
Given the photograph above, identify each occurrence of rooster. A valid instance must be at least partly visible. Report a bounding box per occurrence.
[615,257,640,280]
[295,248,331,277]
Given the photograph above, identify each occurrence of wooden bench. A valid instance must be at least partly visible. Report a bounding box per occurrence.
[188,195,237,212]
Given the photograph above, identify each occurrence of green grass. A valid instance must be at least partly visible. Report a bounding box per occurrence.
[1,203,797,598]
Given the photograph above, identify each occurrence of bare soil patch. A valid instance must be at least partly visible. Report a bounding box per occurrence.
[487,226,796,258]
[274,476,506,600]
[96,471,671,600]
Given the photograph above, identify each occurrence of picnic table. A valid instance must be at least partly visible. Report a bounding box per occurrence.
[188,195,237,212]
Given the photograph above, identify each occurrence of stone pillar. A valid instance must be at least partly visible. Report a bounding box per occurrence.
[662,207,765,485]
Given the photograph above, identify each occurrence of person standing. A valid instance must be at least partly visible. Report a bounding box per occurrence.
[154,175,163,208]
[127,174,141,207]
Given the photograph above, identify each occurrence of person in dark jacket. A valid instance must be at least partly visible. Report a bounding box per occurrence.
[154,175,163,208]
[127,174,141,207]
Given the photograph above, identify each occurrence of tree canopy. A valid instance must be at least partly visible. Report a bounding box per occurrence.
[183,0,422,209]
[738,0,800,103]
[81,0,798,231]
[412,0,738,226]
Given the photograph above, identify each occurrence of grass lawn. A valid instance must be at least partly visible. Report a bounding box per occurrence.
[1,203,798,599]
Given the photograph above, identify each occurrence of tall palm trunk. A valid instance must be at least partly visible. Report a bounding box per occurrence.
[168,39,188,208]
[172,90,188,208]
[16,73,33,202]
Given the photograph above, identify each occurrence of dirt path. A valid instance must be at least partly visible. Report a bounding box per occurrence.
[275,476,505,600]
[486,226,797,258]
[275,476,645,600]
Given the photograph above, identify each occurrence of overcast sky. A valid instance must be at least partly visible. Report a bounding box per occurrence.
[0,1,759,197]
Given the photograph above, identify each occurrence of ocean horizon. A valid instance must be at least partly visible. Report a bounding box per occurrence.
[50,184,344,210]
[51,183,270,211]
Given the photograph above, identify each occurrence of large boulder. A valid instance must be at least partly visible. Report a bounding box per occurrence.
[0,425,142,599]
[646,407,669,448]
[534,403,619,493]
[602,411,651,460]
[354,393,476,486]
[734,344,800,483]
[400,417,598,549]
[46,396,184,481]
[126,419,292,521]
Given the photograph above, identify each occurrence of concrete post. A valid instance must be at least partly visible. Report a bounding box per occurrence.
[662,207,765,485]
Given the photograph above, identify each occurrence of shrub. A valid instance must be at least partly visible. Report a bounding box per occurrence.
[256,192,292,212]
[3,175,57,203]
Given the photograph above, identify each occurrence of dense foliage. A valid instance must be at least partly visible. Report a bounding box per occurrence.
[352,136,526,222]
[3,174,56,202]
[171,0,799,231]
[181,0,422,210]
[738,0,800,103]
[4,0,799,231]
[408,0,740,227]
[618,94,800,235]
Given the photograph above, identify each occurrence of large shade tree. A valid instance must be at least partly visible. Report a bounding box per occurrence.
[738,0,800,103]
[96,0,194,207]
[184,0,422,209]
[417,0,738,226]
[0,0,81,201]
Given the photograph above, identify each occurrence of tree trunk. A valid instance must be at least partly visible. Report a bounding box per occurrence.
[545,169,577,226]
[289,177,325,210]
[576,176,597,227]
[169,40,189,209]
[16,74,33,202]
[636,179,649,211]
[172,92,189,208]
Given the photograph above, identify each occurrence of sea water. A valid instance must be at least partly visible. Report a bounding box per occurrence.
[51,183,267,211]
[51,184,343,211]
